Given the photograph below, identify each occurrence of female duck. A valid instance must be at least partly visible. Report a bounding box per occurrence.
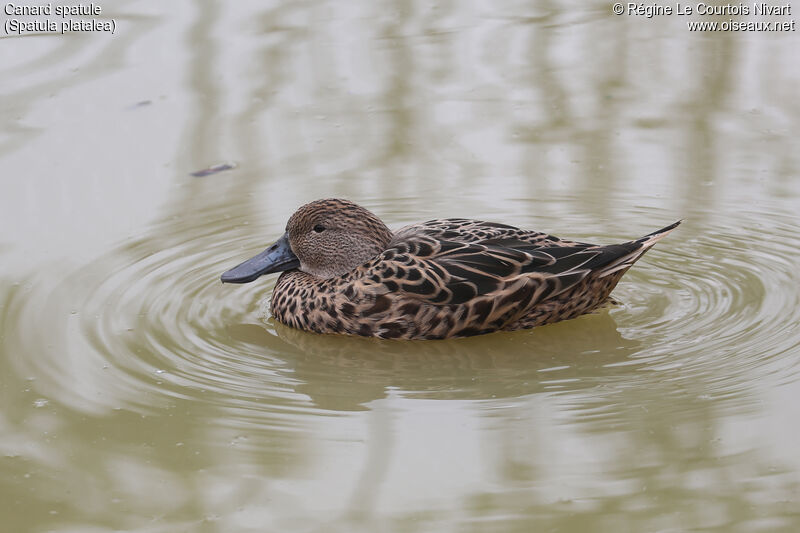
[221,199,679,340]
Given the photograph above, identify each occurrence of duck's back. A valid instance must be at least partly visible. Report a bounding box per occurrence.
[392,218,582,247]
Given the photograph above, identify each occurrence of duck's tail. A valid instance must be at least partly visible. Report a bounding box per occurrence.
[597,220,681,277]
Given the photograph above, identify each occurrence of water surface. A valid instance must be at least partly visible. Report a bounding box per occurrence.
[2,1,799,532]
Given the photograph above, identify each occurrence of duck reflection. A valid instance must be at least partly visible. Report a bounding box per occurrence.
[239,310,644,411]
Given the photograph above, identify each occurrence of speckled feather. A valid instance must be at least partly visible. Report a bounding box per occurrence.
[257,199,680,340]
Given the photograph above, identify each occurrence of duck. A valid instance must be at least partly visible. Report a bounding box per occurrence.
[221,199,680,340]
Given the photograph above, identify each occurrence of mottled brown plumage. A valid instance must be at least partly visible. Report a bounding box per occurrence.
[222,199,680,340]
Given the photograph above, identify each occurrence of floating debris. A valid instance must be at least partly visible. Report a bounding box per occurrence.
[127,100,152,110]
[190,162,237,177]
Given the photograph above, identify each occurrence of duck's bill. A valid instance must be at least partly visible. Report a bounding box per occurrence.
[221,232,300,284]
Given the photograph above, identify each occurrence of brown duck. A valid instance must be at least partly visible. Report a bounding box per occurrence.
[222,199,679,340]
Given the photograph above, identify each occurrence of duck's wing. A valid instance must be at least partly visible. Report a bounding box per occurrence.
[392,218,582,247]
[368,220,680,309]
[367,237,591,308]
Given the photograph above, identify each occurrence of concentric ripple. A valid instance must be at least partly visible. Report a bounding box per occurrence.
[2,199,312,421]
[3,201,799,419]
[610,210,800,400]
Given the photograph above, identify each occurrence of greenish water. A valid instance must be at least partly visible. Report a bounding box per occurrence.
[2,2,800,532]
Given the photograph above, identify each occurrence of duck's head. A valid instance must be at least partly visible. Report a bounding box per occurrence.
[221,198,393,283]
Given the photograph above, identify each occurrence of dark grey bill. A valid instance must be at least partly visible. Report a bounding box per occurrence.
[221,232,300,283]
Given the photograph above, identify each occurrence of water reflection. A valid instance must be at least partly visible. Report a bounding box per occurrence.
[276,313,642,410]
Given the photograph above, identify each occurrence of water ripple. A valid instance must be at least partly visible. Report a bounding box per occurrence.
[3,202,798,420]
[607,209,800,406]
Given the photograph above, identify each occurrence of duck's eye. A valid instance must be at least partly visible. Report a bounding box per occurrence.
[313,224,326,233]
